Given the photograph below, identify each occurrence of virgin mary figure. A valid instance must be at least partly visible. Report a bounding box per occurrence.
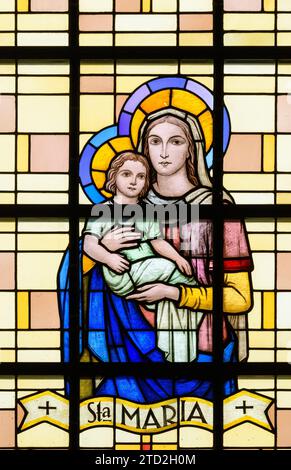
[58,77,254,403]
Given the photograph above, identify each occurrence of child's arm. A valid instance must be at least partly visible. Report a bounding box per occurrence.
[150,239,192,276]
[84,234,130,274]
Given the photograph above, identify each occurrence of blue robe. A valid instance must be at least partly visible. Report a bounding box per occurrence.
[58,240,237,403]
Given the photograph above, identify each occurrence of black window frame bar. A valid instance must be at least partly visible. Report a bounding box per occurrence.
[0,0,291,455]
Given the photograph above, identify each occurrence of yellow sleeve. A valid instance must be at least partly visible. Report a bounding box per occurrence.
[178,271,252,314]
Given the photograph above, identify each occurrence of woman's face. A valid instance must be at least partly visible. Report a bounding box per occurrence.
[147,122,189,176]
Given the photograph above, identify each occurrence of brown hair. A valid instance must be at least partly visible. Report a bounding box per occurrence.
[105,151,150,198]
[142,115,198,187]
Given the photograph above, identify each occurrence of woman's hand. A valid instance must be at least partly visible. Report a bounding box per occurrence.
[175,256,192,276]
[126,283,180,303]
[101,226,142,252]
[106,254,130,274]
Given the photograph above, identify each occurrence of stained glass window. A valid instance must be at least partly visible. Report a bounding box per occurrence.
[1,1,291,464]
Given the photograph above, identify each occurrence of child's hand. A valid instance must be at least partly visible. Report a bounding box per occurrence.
[106,254,130,274]
[175,256,192,276]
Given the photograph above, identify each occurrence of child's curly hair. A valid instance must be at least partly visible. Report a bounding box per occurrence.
[105,151,150,198]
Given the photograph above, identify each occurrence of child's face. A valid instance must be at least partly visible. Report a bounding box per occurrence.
[115,160,147,199]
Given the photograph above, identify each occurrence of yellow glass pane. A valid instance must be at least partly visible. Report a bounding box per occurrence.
[278,13,291,30]
[224,95,275,132]
[278,0,291,10]
[80,134,94,151]
[248,350,274,362]
[224,63,275,75]
[17,13,68,30]
[17,291,29,329]
[17,331,60,348]
[224,33,274,46]
[278,32,291,45]
[17,32,68,46]
[277,134,291,171]
[0,193,15,204]
[17,174,68,191]
[0,33,15,45]
[0,331,15,346]
[80,61,114,74]
[117,61,178,75]
[17,252,63,289]
[248,292,261,329]
[0,174,15,191]
[276,193,291,204]
[18,234,68,251]
[0,62,15,74]
[277,174,291,190]
[278,76,291,93]
[18,350,61,362]
[0,233,15,250]
[80,95,114,132]
[179,33,213,46]
[223,174,274,191]
[181,62,213,74]
[263,292,275,329]
[224,13,275,31]
[264,0,275,11]
[180,0,212,11]
[18,77,69,94]
[277,392,291,407]
[0,378,15,389]
[79,0,113,12]
[17,193,68,204]
[249,233,275,251]
[0,76,15,93]
[0,135,15,172]
[79,33,113,46]
[252,253,275,290]
[18,62,69,75]
[189,76,213,89]
[277,219,291,232]
[0,1,15,12]
[18,378,64,389]
[232,192,274,203]
[116,14,176,31]
[0,391,15,408]
[142,0,151,12]
[0,219,16,231]
[224,76,275,93]
[0,292,15,329]
[0,14,15,30]
[277,234,291,250]
[277,332,291,348]
[246,220,275,232]
[18,95,69,132]
[263,134,275,172]
[278,62,291,74]
[17,423,68,447]
[116,76,154,93]
[152,0,177,12]
[17,0,29,12]
[116,33,176,46]
[249,331,275,348]
[0,350,15,362]
[17,134,29,172]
